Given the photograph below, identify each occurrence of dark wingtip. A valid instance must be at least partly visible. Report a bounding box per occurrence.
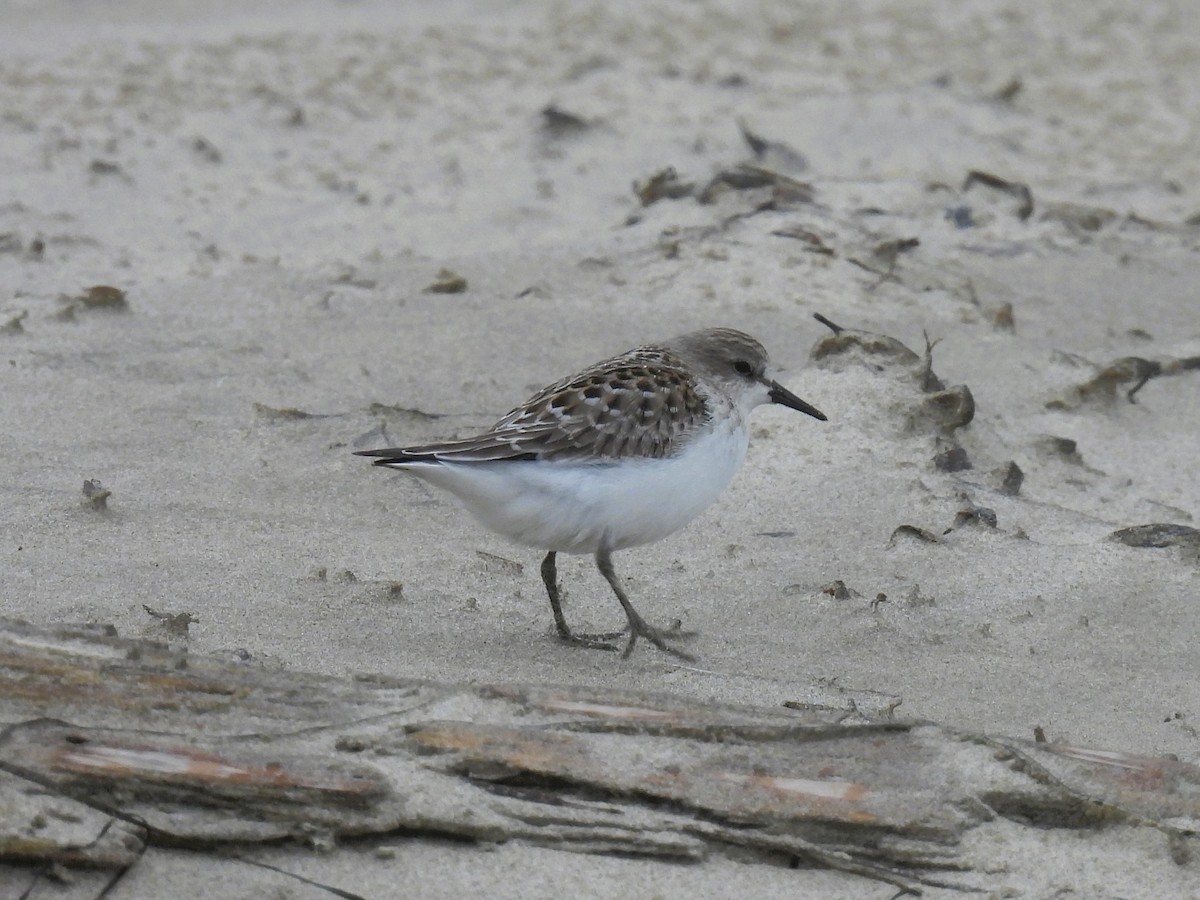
[354,448,405,465]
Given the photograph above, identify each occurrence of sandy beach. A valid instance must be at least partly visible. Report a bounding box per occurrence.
[3,1,1199,896]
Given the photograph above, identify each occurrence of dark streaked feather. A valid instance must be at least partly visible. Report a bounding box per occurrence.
[356,346,711,464]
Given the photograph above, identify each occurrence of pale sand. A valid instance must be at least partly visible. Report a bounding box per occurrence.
[3,1,1199,896]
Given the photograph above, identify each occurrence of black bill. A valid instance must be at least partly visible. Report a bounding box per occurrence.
[768,380,827,421]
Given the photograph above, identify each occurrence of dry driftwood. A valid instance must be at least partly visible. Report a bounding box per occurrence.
[1,619,1198,896]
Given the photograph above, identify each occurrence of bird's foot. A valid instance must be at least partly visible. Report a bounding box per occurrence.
[555,627,624,652]
[554,620,696,659]
[621,616,697,662]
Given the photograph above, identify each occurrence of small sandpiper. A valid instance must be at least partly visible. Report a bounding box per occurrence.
[357,327,826,659]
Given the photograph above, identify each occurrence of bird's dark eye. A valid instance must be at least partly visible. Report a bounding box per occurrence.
[733,359,754,376]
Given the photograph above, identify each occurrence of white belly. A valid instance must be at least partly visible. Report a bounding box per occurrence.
[397,422,750,554]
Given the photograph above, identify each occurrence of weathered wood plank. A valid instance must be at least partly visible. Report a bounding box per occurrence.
[1,619,1196,894]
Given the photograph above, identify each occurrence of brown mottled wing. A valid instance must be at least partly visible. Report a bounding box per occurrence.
[360,347,711,464]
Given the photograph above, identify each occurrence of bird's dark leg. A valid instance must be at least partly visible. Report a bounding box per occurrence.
[594,549,696,662]
[540,551,621,651]
[541,551,570,638]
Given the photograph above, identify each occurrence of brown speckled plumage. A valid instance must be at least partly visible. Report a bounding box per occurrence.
[488,347,710,460]
[373,344,722,463]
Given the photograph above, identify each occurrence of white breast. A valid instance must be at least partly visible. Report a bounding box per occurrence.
[397,419,750,554]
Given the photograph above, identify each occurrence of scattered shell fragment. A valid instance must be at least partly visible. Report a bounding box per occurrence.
[55,286,130,320]
[810,316,948,392]
[142,604,198,639]
[697,164,814,206]
[1,309,28,335]
[633,167,695,206]
[88,159,130,182]
[1108,524,1200,550]
[887,525,940,546]
[82,479,111,510]
[992,78,1023,103]
[191,136,222,163]
[811,314,923,372]
[424,269,468,294]
[78,285,129,310]
[932,443,971,472]
[912,385,975,434]
[1034,435,1085,465]
[820,580,853,600]
[994,461,1024,496]
[952,499,997,529]
[991,302,1015,333]
[540,105,592,137]
[870,237,919,267]
[962,169,1034,220]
